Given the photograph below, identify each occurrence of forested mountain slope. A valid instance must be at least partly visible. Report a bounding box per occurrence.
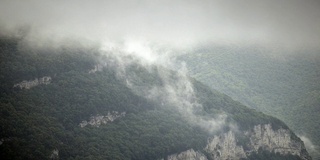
[0,36,311,160]
[179,45,320,159]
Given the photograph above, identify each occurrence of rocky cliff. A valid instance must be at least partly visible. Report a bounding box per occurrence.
[79,111,126,128]
[167,149,208,160]
[248,124,304,156]
[205,131,246,159]
[13,76,52,89]
[167,124,311,160]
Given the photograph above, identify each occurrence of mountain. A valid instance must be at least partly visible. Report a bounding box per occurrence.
[179,45,320,159]
[0,36,312,160]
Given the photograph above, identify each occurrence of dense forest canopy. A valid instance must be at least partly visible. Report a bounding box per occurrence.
[1,0,319,159]
[0,35,309,160]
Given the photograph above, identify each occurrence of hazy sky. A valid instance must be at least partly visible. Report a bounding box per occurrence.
[1,0,320,50]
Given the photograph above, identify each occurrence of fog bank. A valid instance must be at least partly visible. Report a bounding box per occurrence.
[1,0,320,50]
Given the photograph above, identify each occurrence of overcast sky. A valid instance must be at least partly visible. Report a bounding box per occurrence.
[1,0,320,50]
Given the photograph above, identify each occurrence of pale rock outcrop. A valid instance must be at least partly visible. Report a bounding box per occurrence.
[248,124,302,156]
[167,124,311,160]
[79,111,126,127]
[205,131,246,160]
[13,76,51,89]
[89,64,103,74]
[167,149,208,160]
[49,149,59,160]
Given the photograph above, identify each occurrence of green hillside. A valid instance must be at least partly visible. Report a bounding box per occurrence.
[179,45,320,159]
[0,36,309,159]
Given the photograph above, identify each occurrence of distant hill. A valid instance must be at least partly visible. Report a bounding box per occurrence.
[0,36,311,160]
[179,45,320,159]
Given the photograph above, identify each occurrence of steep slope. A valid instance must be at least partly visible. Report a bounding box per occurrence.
[0,36,311,159]
[179,45,320,159]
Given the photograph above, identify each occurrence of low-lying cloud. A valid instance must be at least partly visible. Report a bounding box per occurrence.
[1,0,320,50]
[299,135,320,158]
[98,40,229,133]
[1,0,319,134]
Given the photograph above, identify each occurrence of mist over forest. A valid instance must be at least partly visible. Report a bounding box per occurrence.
[0,0,319,159]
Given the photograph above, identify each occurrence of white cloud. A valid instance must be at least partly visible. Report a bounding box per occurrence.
[1,0,320,50]
[299,135,318,153]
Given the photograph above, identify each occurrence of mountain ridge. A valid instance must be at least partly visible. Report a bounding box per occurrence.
[0,36,311,159]
[178,45,320,159]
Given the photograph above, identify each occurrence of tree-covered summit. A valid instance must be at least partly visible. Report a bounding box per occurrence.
[0,36,310,160]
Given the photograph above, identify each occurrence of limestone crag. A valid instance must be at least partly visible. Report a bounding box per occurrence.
[13,76,51,89]
[167,149,208,160]
[79,111,126,128]
[49,149,59,160]
[89,64,104,74]
[205,131,246,160]
[167,124,311,160]
[248,124,301,155]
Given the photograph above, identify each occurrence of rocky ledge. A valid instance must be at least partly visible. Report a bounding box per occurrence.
[79,111,126,128]
[166,124,311,160]
[13,76,52,89]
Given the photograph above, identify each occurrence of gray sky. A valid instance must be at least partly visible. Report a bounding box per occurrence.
[1,0,320,50]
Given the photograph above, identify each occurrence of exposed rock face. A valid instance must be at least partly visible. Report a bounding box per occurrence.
[13,76,51,89]
[79,111,126,128]
[49,149,59,160]
[205,131,246,160]
[249,124,301,155]
[167,149,208,160]
[167,124,311,160]
[89,64,103,74]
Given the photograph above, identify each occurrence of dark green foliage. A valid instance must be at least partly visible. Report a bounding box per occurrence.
[0,36,208,159]
[0,37,304,159]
